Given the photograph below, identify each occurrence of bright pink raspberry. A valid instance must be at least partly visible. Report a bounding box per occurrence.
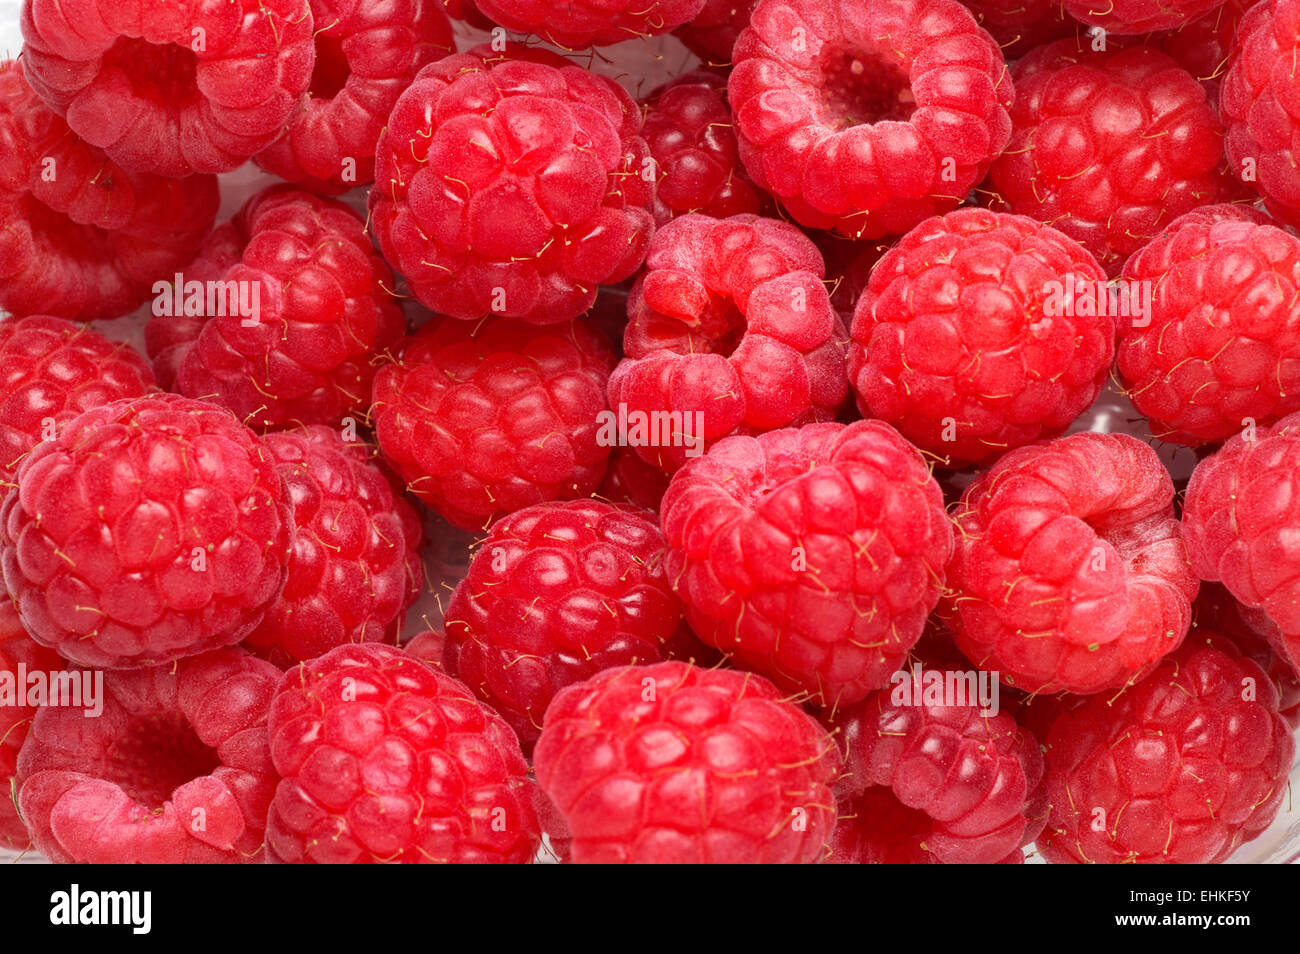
[1222,0,1300,226]
[643,71,769,225]
[242,426,423,668]
[728,0,1013,239]
[17,647,282,863]
[849,208,1114,468]
[473,0,706,47]
[988,41,1242,275]
[1039,638,1293,863]
[0,394,294,669]
[609,214,849,475]
[1061,0,1228,34]
[944,432,1199,694]
[0,60,219,322]
[255,0,455,194]
[369,48,654,325]
[534,661,841,863]
[19,0,316,177]
[661,421,954,708]
[673,0,757,64]
[1118,204,1300,446]
[371,317,616,531]
[444,500,698,754]
[0,316,156,486]
[145,186,406,433]
[829,666,1044,864]
[0,594,63,852]
[266,643,540,863]
[961,0,1073,56]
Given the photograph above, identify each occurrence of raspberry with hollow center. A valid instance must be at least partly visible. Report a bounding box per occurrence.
[145,185,407,433]
[0,60,219,322]
[661,420,954,708]
[0,394,294,670]
[533,661,841,863]
[19,0,316,177]
[17,647,282,863]
[728,0,1013,239]
[943,432,1199,694]
[266,643,540,863]
[849,208,1115,468]
[369,47,654,325]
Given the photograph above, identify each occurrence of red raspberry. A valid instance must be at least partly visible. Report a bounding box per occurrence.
[370,317,616,531]
[815,234,892,319]
[1066,0,1228,33]
[242,426,423,668]
[1183,411,1300,669]
[473,0,706,47]
[597,446,673,511]
[661,421,954,708]
[255,0,455,194]
[0,594,63,852]
[1158,0,1252,99]
[444,500,697,754]
[369,48,654,325]
[0,394,294,670]
[0,60,219,322]
[1194,584,1300,725]
[16,647,282,863]
[0,316,156,486]
[533,661,841,863]
[829,668,1044,864]
[642,71,769,225]
[961,0,1073,57]
[673,0,757,64]
[728,0,1013,239]
[145,186,406,433]
[1117,204,1300,446]
[18,0,316,177]
[1222,0,1300,226]
[265,643,540,863]
[1039,638,1293,863]
[944,432,1199,694]
[848,208,1114,468]
[609,214,849,475]
[988,41,1241,275]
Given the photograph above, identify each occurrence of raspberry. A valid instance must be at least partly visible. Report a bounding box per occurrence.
[1062,0,1227,34]
[642,71,769,225]
[369,48,654,325]
[242,426,423,668]
[988,41,1241,275]
[145,186,406,433]
[1038,638,1293,863]
[962,0,1073,57]
[0,394,294,669]
[18,0,316,177]
[1195,583,1300,725]
[255,0,456,194]
[444,500,697,754]
[0,316,156,487]
[0,594,63,852]
[265,643,540,863]
[1222,0,1300,226]
[728,0,1013,239]
[661,421,954,708]
[848,208,1114,468]
[1117,204,1300,446]
[370,316,616,531]
[815,234,892,319]
[1183,411,1300,668]
[473,0,706,48]
[1158,0,1252,99]
[533,661,841,863]
[944,432,1199,694]
[16,647,282,863]
[673,0,757,64]
[0,60,219,322]
[829,668,1044,864]
[609,214,849,474]
[597,446,672,511]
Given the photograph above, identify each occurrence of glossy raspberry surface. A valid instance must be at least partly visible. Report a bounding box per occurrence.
[1061,0,1227,33]
[533,661,840,863]
[673,0,757,64]
[17,647,282,863]
[266,643,540,863]
[661,420,954,708]
[0,394,293,669]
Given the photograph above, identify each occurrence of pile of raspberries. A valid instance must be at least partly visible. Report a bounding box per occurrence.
[2,0,1299,865]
